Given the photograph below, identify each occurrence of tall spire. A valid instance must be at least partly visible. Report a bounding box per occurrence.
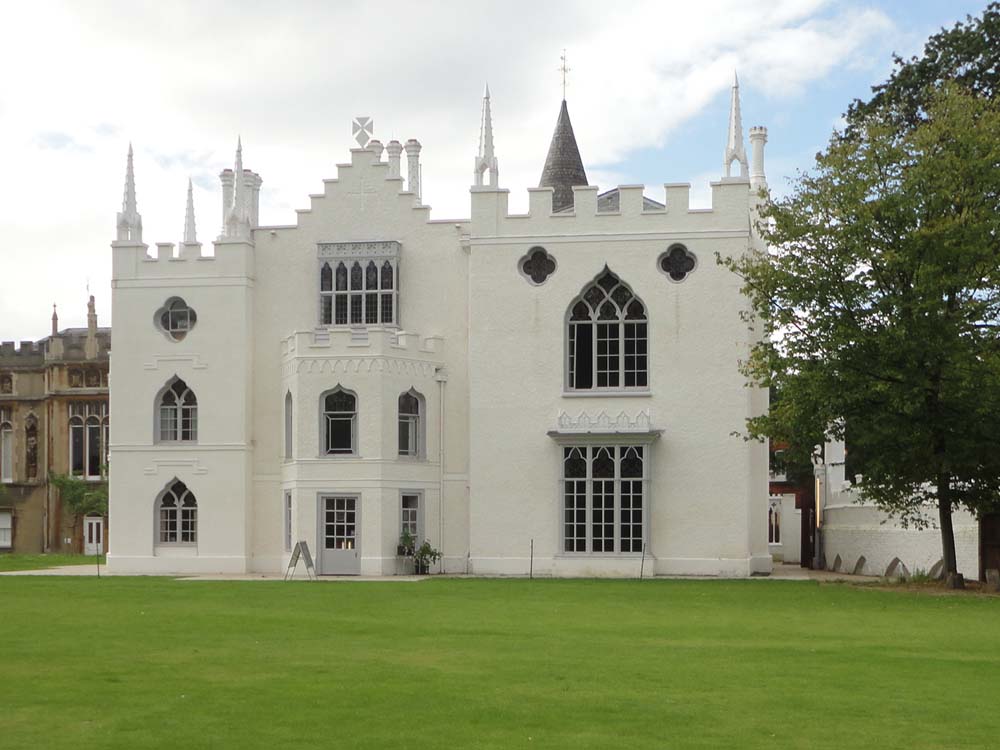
[539,99,588,213]
[724,72,749,179]
[473,83,498,187]
[183,178,197,244]
[225,137,250,238]
[116,143,142,242]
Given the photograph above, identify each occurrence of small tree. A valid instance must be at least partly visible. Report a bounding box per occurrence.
[50,472,108,545]
[724,85,1000,586]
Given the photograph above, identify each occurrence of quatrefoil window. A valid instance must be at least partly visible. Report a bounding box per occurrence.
[658,245,697,282]
[520,246,556,285]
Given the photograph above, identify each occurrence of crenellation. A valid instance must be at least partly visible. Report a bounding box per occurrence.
[282,328,446,361]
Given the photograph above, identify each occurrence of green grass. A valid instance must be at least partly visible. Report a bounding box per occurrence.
[0,553,105,571]
[0,578,997,750]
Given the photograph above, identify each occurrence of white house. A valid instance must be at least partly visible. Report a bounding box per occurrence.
[107,79,772,577]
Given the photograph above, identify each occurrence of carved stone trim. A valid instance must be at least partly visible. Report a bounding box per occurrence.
[318,241,400,259]
[555,409,655,433]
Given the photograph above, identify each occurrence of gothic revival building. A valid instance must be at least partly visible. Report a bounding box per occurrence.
[0,299,110,554]
[108,78,772,576]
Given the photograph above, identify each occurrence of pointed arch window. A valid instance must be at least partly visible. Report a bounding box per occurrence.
[158,480,197,544]
[318,243,399,327]
[25,414,38,480]
[398,390,424,458]
[0,407,12,483]
[322,388,357,455]
[284,391,293,460]
[567,270,648,391]
[562,445,646,553]
[158,378,197,442]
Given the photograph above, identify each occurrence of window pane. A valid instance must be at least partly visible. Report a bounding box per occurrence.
[380,293,393,324]
[350,262,363,290]
[398,418,411,455]
[320,263,333,291]
[326,417,353,453]
[321,296,332,325]
[563,480,586,552]
[366,261,378,290]
[591,480,614,552]
[365,293,378,324]
[381,261,393,290]
[572,324,593,389]
[87,421,101,476]
[71,421,84,474]
[335,294,348,325]
[336,263,348,291]
[350,294,362,324]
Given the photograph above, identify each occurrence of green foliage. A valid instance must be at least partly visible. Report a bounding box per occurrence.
[722,85,1000,560]
[412,540,442,570]
[49,472,108,519]
[847,2,1000,132]
[0,554,105,572]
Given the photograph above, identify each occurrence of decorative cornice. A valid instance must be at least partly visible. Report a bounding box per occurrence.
[318,241,400,259]
[556,409,654,432]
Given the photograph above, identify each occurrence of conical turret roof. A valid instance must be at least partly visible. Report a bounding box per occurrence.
[539,99,588,213]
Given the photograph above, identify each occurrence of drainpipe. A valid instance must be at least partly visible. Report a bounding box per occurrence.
[434,368,448,573]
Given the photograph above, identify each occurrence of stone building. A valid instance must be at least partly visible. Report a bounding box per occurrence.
[0,298,110,554]
[108,78,772,577]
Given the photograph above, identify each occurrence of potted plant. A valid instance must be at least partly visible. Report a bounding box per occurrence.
[411,540,441,575]
[397,529,416,557]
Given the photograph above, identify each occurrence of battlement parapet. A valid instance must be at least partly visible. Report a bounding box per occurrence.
[112,238,254,282]
[281,327,445,363]
[470,179,754,238]
[0,341,44,362]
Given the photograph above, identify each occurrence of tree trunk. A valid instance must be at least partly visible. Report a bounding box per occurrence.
[937,472,963,588]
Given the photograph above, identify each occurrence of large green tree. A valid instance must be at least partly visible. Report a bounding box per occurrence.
[725,84,1000,584]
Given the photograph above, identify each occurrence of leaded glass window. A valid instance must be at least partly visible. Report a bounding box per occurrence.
[158,480,197,544]
[567,271,648,390]
[658,245,697,282]
[158,378,197,442]
[158,298,198,341]
[561,445,646,553]
[320,258,397,327]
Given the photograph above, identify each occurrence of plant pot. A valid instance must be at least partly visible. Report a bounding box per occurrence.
[396,545,411,557]
[414,561,429,575]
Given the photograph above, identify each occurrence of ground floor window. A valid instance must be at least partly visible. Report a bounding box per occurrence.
[768,500,781,544]
[158,480,197,544]
[284,492,292,552]
[401,493,421,541]
[0,510,11,548]
[562,445,645,553]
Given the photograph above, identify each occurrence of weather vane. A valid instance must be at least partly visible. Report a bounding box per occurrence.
[559,49,570,100]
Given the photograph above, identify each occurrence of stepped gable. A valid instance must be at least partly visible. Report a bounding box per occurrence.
[539,99,588,213]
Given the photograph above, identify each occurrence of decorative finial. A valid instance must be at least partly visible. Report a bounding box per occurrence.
[183,178,197,244]
[352,117,373,148]
[724,71,749,179]
[474,83,499,187]
[559,49,570,100]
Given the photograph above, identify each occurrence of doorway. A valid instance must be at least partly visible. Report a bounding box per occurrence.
[84,516,104,555]
[319,495,360,575]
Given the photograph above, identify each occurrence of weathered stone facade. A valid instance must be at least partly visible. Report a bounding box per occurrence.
[0,299,110,554]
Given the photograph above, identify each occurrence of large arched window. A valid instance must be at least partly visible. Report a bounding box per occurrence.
[398,390,424,458]
[69,402,108,479]
[158,480,197,544]
[0,407,12,483]
[284,391,293,460]
[158,378,197,442]
[322,388,357,455]
[567,269,648,390]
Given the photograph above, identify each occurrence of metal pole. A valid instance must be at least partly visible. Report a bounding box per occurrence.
[529,538,534,579]
[639,542,646,580]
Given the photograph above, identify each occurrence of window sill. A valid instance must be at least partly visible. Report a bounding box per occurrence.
[562,391,651,398]
[554,552,649,559]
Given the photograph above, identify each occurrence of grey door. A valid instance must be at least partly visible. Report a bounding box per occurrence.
[319,496,360,575]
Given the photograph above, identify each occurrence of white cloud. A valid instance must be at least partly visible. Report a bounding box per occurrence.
[0,0,894,340]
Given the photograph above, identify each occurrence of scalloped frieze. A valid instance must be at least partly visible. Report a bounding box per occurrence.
[294,357,435,378]
[556,409,653,432]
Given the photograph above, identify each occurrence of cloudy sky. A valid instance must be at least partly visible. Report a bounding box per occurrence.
[0,0,989,341]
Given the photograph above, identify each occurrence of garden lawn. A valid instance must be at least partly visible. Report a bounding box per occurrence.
[0,578,997,750]
[0,554,105,571]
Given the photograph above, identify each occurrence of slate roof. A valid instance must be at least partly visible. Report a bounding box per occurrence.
[539,100,588,213]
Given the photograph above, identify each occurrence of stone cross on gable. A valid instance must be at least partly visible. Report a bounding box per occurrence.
[346,174,378,204]
[352,117,373,148]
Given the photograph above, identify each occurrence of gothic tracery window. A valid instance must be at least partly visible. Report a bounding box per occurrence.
[158,378,197,442]
[398,390,423,458]
[156,298,198,341]
[562,445,645,553]
[321,258,396,326]
[158,480,197,544]
[567,270,648,390]
[520,246,556,285]
[0,373,12,394]
[659,244,697,282]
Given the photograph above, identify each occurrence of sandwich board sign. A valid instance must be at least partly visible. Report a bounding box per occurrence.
[285,540,317,581]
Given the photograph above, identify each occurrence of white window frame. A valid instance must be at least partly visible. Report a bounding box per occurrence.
[318,241,400,328]
[157,480,197,546]
[156,378,198,443]
[320,387,358,456]
[400,491,423,542]
[284,491,293,552]
[284,391,293,461]
[0,509,11,549]
[566,270,649,393]
[559,444,648,555]
[157,297,198,341]
[68,402,107,481]
[397,389,424,459]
